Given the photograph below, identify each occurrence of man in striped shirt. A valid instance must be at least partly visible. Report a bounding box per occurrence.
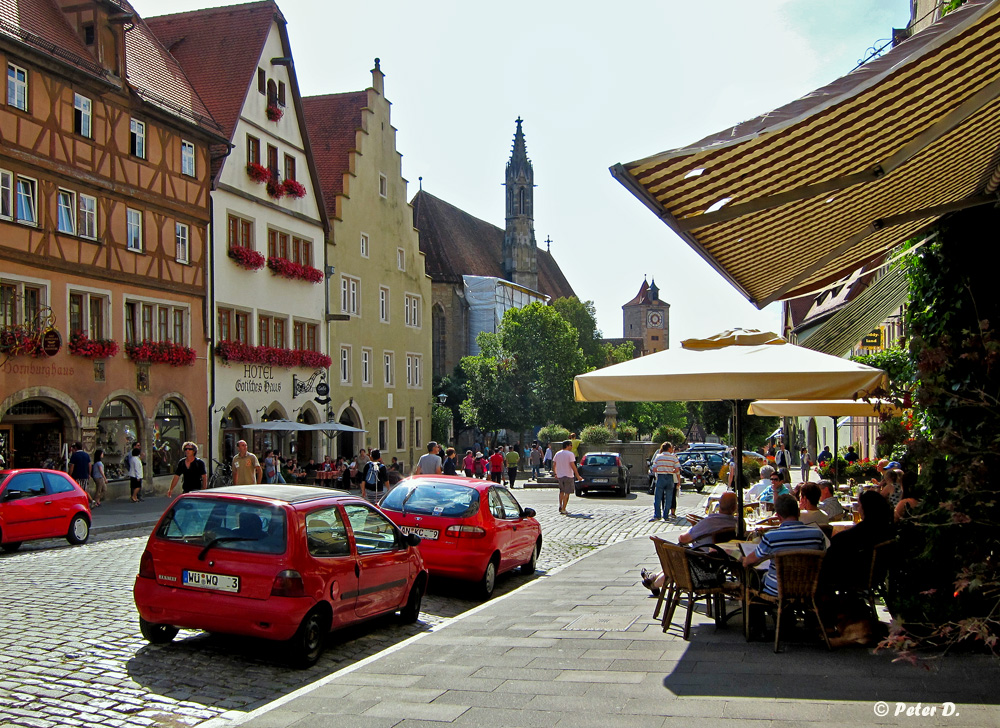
[650,442,681,521]
[742,493,826,595]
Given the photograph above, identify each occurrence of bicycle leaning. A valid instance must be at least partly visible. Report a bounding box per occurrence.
[209,459,233,488]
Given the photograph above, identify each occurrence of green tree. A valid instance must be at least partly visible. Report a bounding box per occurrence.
[617,401,687,439]
[460,302,586,435]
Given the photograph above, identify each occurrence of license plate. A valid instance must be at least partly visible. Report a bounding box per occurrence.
[592,478,609,484]
[398,525,439,540]
[183,570,240,593]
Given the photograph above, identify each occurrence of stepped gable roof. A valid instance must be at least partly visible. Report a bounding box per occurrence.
[301,91,369,219]
[0,0,220,136]
[145,0,274,140]
[411,190,575,300]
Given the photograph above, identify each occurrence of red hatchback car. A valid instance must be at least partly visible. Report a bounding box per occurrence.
[133,485,427,667]
[378,476,541,599]
[0,468,92,552]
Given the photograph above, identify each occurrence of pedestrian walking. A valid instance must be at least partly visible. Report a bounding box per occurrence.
[650,442,680,521]
[362,449,389,502]
[543,444,553,474]
[414,442,443,475]
[529,444,542,481]
[463,449,475,477]
[167,441,208,497]
[505,444,520,486]
[552,440,582,515]
[489,448,505,484]
[443,447,458,475]
[473,452,486,479]
[799,447,812,482]
[67,442,91,493]
[90,449,107,507]
[354,449,370,487]
[232,439,262,485]
[127,445,143,502]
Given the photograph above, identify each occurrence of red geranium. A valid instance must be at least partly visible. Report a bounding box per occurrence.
[228,246,266,271]
[282,179,306,198]
[267,256,323,283]
[266,177,285,199]
[126,340,196,367]
[215,341,331,369]
[69,331,119,359]
[299,350,332,369]
[0,325,43,357]
[246,163,271,184]
[266,103,283,122]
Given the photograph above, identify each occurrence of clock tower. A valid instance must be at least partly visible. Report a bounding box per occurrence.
[622,278,669,355]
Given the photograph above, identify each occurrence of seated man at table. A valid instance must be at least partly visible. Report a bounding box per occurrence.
[640,492,739,595]
[302,458,319,484]
[798,483,830,526]
[746,465,775,501]
[742,494,826,596]
[817,479,845,519]
[820,489,894,589]
[757,472,791,507]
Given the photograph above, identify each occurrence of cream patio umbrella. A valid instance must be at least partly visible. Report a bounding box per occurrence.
[748,399,901,485]
[574,329,888,536]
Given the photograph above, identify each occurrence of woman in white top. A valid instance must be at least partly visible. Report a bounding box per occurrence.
[127,445,143,502]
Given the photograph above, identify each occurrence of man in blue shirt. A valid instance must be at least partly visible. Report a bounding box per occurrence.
[742,493,826,595]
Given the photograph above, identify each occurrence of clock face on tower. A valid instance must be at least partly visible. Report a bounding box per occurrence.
[646,310,663,329]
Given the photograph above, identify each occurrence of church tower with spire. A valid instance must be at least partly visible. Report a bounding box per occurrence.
[502,118,538,291]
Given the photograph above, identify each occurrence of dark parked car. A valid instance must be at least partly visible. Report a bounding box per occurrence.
[0,468,92,552]
[576,452,631,497]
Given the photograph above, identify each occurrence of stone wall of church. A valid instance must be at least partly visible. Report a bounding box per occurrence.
[431,281,468,377]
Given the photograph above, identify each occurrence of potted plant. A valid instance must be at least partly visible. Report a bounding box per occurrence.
[68,331,119,359]
[265,103,283,122]
[228,246,266,271]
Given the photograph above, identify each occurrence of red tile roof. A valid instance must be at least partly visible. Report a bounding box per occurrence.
[411,190,576,301]
[145,1,275,140]
[0,0,100,77]
[301,91,370,220]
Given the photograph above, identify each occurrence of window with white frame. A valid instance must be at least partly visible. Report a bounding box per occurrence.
[181,140,195,177]
[360,232,369,258]
[361,347,372,385]
[383,351,394,386]
[378,418,388,452]
[7,63,27,111]
[74,94,92,138]
[395,418,405,452]
[15,176,37,226]
[379,286,389,323]
[56,189,75,234]
[130,118,146,158]
[340,275,359,316]
[126,208,143,252]
[0,170,11,219]
[175,222,190,263]
[78,194,96,239]
[0,279,45,329]
[378,173,388,198]
[406,353,422,388]
[397,248,405,271]
[124,298,188,344]
[340,345,352,384]
[404,293,421,328]
[414,418,423,450]
[68,290,109,338]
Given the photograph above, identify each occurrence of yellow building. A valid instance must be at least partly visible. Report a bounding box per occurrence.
[303,61,432,469]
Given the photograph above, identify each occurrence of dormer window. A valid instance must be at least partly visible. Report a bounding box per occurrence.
[278,81,286,106]
[82,23,95,46]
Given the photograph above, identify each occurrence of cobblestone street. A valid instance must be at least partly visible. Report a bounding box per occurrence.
[0,486,705,728]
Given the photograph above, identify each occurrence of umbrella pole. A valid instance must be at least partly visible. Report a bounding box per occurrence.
[734,399,747,539]
[832,416,839,486]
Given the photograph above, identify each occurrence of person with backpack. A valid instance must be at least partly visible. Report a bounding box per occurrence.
[362,449,389,502]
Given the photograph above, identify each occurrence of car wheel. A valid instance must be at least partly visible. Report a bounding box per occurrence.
[287,609,329,669]
[399,578,425,624]
[2,541,22,553]
[521,541,539,575]
[705,472,717,485]
[574,486,583,497]
[479,557,499,600]
[66,514,90,545]
[139,617,178,645]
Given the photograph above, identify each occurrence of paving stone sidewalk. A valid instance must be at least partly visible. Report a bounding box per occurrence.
[206,536,1000,728]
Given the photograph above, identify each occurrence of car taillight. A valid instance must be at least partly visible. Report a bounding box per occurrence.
[616,457,623,467]
[445,525,487,539]
[138,550,156,579]
[271,570,306,597]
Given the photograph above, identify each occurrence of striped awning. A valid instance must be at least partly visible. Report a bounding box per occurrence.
[797,264,909,356]
[612,0,1000,308]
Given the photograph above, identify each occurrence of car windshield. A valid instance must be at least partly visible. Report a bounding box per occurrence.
[582,455,617,467]
[380,481,479,517]
[156,497,286,554]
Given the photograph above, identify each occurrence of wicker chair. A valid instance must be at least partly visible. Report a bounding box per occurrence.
[745,549,831,653]
[650,536,741,640]
[861,539,896,620]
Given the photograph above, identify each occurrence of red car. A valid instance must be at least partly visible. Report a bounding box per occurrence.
[133,485,427,667]
[0,468,92,552]
[378,476,541,599]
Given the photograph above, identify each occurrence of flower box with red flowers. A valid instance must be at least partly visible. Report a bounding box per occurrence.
[126,340,196,367]
[282,179,306,198]
[266,103,283,122]
[228,245,266,271]
[69,331,119,359]
[0,325,43,357]
[266,177,285,199]
[299,350,332,369]
[215,341,331,369]
[267,256,323,283]
[247,162,271,184]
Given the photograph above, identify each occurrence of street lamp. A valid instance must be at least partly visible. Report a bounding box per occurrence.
[433,393,448,405]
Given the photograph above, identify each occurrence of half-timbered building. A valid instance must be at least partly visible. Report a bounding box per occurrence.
[147,1,329,466]
[0,0,226,490]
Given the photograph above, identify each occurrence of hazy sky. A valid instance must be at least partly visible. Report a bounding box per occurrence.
[132,0,911,343]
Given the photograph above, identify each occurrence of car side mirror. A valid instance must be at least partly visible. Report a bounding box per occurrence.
[522,507,536,518]
[405,532,421,547]
[626,464,633,470]
[3,490,21,501]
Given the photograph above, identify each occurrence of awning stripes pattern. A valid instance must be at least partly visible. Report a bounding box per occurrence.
[614,0,1000,308]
